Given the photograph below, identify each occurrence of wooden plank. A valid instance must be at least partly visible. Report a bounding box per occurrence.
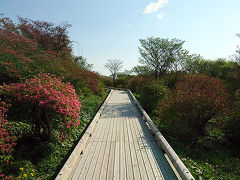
[71,141,97,180]
[56,90,113,180]
[98,110,115,180]
[128,111,148,180]
[132,109,164,180]
[120,116,127,180]
[106,116,117,179]
[130,108,156,180]
[128,90,194,180]
[93,117,113,179]
[126,109,141,180]
[84,117,110,179]
[71,115,106,179]
[71,114,107,179]
[124,114,134,180]
[113,116,120,180]
[134,108,177,180]
[69,90,180,180]
[133,104,177,180]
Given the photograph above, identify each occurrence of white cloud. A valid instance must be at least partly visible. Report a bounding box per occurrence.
[157,12,165,20]
[143,0,168,14]
[127,24,133,28]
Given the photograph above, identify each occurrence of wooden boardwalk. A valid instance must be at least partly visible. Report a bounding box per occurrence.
[71,90,177,180]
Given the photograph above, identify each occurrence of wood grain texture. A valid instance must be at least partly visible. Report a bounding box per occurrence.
[62,90,178,180]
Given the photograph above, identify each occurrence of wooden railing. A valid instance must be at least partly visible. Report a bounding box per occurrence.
[56,88,194,180]
[128,90,195,180]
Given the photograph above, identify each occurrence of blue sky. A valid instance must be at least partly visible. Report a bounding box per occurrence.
[1,0,240,75]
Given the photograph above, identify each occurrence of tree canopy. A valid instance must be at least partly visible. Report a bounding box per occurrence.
[138,37,187,79]
[231,33,240,63]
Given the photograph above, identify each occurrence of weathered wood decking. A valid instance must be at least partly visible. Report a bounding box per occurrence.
[70,90,177,180]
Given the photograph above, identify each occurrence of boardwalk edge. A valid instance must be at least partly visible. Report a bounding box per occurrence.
[55,90,113,180]
[127,90,195,180]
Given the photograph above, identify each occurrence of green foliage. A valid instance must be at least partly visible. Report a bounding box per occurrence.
[0,15,104,96]
[184,58,240,95]
[157,74,230,142]
[223,90,240,144]
[101,75,113,87]
[171,141,240,180]
[138,37,189,78]
[161,72,184,90]
[131,65,152,76]
[73,56,93,70]
[2,93,106,179]
[231,33,240,63]
[139,80,168,113]
[128,76,146,93]
[185,58,239,79]
[114,73,134,89]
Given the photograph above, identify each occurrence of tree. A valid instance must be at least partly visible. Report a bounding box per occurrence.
[138,37,186,79]
[18,17,72,53]
[230,33,240,63]
[131,65,152,76]
[104,59,123,86]
[73,56,93,70]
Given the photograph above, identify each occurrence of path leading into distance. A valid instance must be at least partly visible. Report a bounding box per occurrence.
[71,90,177,180]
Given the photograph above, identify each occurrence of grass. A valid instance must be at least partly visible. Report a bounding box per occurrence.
[3,93,107,179]
[170,140,240,180]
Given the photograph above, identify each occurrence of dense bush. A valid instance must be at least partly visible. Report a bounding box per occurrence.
[0,16,103,96]
[139,80,168,113]
[224,90,240,144]
[0,17,42,83]
[128,76,146,93]
[161,72,184,90]
[3,73,81,142]
[157,74,230,142]
[0,89,15,180]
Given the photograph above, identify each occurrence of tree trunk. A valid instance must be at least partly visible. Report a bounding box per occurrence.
[113,73,116,87]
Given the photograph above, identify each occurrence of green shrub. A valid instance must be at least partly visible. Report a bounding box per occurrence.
[157,74,230,143]
[139,80,168,113]
[224,90,240,144]
[128,76,146,93]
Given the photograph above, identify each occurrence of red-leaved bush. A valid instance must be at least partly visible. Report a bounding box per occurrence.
[157,74,230,142]
[0,16,56,84]
[0,88,16,179]
[3,73,81,141]
[0,15,103,96]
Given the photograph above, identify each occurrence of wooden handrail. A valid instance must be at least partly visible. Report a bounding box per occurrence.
[128,90,195,180]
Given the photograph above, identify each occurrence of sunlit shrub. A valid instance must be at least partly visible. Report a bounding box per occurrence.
[157,74,230,142]
[139,80,168,113]
[0,16,55,84]
[0,15,103,96]
[3,73,81,142]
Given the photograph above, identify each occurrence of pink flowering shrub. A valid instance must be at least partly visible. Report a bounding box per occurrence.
[0,87,16,178]
[3,73,81,141]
